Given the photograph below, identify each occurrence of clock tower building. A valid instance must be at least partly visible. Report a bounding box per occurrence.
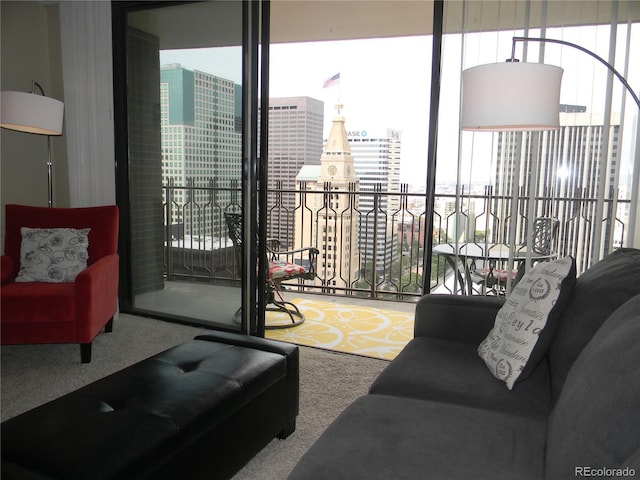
[294,104,359,291]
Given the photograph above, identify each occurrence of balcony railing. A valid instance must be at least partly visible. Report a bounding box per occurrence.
[162,181,631,300]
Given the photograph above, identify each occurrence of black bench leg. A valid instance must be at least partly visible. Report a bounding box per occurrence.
[277,420,296,439]
[80,343,92,363]
[105,317,114,333]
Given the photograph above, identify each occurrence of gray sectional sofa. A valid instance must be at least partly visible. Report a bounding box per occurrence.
[289,248,640,479]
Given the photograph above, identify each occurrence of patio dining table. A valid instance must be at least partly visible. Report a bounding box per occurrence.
[432,242,556,295]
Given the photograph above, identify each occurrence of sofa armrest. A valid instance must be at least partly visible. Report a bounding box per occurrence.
[74,254,119,342]
[1,255,16,285]
[414,294,504,345]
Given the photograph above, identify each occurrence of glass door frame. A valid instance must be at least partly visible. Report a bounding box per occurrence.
[112,0,268,336]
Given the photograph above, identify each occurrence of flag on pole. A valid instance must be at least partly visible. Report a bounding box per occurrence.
[323,73,340,88]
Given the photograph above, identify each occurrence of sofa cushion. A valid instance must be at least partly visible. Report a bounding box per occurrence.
[545,294,640,478]
[16,227,90,283]
[478,256,576,390]
[369,336,552,419]
[548,248,640,402]
[288,394,546,480]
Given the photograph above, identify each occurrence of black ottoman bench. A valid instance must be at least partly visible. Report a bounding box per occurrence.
[1,332,299,480]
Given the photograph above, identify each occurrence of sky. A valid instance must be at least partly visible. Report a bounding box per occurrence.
[160,23,639,187]
[161,36,433,184]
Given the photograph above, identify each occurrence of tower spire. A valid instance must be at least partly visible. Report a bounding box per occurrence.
[323,103,351,156]
[320,103,355,182]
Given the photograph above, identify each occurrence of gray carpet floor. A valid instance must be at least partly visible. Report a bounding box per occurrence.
[0,313,389,479]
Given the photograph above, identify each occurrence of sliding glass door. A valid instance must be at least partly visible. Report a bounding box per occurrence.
[113,1,267,334]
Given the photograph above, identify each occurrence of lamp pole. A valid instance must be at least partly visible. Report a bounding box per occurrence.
[30,81,55,208]
[511,36,640,109]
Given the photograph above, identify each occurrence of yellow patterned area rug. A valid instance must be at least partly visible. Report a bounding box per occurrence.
[265,298,415,361]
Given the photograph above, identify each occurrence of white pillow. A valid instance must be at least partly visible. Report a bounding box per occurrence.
[15,227,90,283]
[478,256,576,390]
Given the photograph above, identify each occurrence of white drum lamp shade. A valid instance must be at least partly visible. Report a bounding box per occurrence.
[461,62,564,131]
[1,91,64,135]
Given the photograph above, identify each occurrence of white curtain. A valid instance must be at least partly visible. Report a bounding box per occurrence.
[58,0,115,207]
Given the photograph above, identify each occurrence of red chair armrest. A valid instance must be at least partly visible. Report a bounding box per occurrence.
[1,255,16,285]
[74,254,119,342]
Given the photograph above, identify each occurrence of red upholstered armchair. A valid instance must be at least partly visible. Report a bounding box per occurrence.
[1,204,119,362]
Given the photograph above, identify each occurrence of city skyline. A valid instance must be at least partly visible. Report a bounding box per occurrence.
[156,60,631,288]
[160,23,638,191]
[160,35,432,185]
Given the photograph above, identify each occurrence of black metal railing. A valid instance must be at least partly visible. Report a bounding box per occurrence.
[162,180,631,299]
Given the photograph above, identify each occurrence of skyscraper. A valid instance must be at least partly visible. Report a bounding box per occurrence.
[493,108,623,262]
[347,128,402,273]
[160,64,242,240]
[266,96,324,247]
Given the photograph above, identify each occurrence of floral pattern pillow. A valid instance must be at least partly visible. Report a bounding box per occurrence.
[269,260,306,280]
[16,227,90,283]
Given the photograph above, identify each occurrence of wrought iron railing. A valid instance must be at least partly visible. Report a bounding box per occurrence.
[162,181,631,299]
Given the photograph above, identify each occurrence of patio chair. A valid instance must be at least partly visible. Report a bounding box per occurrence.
[470,216,559,295]
[224,213,319,329]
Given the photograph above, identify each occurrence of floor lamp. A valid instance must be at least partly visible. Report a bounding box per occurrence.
[1,81,65,207]
[460,36,639,131]
[460,36,640,264]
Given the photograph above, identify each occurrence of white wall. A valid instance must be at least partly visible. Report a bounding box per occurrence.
[1,2,68,212]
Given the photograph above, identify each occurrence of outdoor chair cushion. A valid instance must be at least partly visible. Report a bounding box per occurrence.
[269,260,306,281]
[484,267,518,281]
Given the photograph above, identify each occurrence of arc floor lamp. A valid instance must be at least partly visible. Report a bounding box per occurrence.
[461,36,640,132]
[1,81,65,207]
[460,35,640,254]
